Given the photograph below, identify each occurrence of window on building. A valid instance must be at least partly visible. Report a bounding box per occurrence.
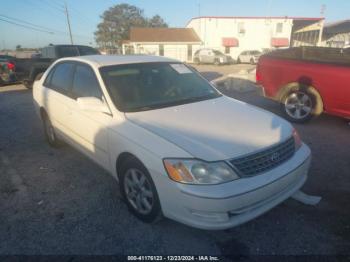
[159,44,164,56]
[238,22,245,34]
[225,47,230,54]
[276,23,283,33]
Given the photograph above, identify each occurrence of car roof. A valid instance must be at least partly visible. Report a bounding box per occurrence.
[57,55,179,68]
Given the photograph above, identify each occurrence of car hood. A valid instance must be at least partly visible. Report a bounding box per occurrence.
[125,96,293,161]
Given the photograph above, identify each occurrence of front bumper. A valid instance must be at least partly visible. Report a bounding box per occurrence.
[156,143,311,230]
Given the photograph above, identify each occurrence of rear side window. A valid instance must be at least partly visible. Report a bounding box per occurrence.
[57,46,79,57]
[71,64,102,99]
[50,63,74,93]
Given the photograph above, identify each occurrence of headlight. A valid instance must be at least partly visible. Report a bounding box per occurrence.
[163,159,239,185]
[292,128,302,150]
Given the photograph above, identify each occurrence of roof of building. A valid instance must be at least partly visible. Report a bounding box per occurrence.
[127,27,202,43]
[186,16,324,26]
[57,55,179,67]
[324,20,350,34]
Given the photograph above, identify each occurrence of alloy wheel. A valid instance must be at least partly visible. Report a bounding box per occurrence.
[123,168,154,215]
[284,91,313,120]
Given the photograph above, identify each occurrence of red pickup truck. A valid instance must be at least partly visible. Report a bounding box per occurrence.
[256,47,350,122]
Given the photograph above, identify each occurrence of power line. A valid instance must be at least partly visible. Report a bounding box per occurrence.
[0,14,92,40]
[0,14,64,33]
[40,0,65,12]
[0,17,54,34]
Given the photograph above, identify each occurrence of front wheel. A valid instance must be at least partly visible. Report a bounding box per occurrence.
[194,57,200,65]
[119,158,162,223]
[23,80,33,89]
[282,90,316,123]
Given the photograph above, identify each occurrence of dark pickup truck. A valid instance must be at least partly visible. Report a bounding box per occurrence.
[1,45,99,88]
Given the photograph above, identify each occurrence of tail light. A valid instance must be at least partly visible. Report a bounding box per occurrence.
[7,62,15,71]
[256,64,262,83]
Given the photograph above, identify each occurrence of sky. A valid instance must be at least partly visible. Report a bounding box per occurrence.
[0,0,350,50]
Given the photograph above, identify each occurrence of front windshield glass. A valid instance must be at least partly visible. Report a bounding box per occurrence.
[100,62,221,112]
[251,51,261,55]
[213,50,225,56]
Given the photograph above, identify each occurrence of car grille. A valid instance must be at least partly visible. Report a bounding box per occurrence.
[229,137,295,177]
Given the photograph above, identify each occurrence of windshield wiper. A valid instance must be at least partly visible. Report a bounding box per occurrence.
[125,94,221,112]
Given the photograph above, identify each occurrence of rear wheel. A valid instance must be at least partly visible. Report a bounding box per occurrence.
[119,158,162,223]
[282,89,318,123]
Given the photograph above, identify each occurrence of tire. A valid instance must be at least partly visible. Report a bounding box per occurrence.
[237,58,241,64]
[119,158,162,223]
[250,58,255,65]
[42,113,61,147]
[23,80,33,89]
[281,88,322,123]
[194,57,200,65]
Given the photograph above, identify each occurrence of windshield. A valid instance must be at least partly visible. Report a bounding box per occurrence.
[100,62,221,112]
[213,50,225,56]
[251,51,261,55]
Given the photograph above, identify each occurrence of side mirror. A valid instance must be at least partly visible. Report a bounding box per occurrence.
[77,97,111,114]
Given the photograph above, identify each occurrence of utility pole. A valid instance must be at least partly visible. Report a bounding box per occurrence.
[64,1,74,45]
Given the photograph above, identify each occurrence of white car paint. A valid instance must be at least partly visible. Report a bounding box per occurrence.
[33,55,311,230]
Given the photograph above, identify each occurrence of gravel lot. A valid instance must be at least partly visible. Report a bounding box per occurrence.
[0,65,349,258]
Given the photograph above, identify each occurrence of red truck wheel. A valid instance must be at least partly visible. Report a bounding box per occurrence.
[281,87,323,123]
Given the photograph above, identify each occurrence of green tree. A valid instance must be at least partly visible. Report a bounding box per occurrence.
[147,15,168,28]
[95,4,167,49]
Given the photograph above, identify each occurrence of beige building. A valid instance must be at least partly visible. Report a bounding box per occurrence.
[122,28,202,62]
[186,16,324,59]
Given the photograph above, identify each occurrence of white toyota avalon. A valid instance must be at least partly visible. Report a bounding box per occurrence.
[33,55,311,230]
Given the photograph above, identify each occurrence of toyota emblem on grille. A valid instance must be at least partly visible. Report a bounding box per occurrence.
[270,152,280,162]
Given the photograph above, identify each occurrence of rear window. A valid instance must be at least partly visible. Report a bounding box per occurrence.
[57,47,79,57]
[56,46,99,57]
[77,46,100,56]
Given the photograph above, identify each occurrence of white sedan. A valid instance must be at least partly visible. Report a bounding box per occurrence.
[33,55,311,230]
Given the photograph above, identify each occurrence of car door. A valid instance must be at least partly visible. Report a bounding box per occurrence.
[43,62,75,138]
[199,50,207,63]
[65,62,112,170]
[207,50,215,63]
[238,51,245,63]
